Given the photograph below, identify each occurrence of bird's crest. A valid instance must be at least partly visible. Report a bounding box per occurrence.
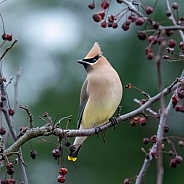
[85,42,103,59]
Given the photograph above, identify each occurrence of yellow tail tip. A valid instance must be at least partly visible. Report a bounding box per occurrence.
[68,156,77,162]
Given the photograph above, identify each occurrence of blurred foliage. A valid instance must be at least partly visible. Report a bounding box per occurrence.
[0,0,184,184]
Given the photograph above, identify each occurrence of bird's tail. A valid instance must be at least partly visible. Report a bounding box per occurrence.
[67,136,87,161]
[68,145,81,162]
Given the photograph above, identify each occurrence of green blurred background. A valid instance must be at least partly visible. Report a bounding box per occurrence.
[1,0,184,183]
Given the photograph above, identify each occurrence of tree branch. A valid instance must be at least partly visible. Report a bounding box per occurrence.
[3,78,182,158]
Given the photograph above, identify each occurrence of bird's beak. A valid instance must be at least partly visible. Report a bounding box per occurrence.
[78,60,86,64]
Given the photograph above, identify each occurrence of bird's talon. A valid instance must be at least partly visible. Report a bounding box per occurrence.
[109,117,117,130]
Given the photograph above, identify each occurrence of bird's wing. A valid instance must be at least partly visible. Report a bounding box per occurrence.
[77,79,89,129]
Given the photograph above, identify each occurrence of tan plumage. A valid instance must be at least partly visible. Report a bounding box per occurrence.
[68,42,122,161]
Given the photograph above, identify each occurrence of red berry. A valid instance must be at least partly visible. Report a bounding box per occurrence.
[150,151,157,158]
[179,41,184,50]
[168,39,176,48]
[135,17,144,26]
[0,127,6,135]
[128,15,136,22]
[57,175,66,183]
[145,6,153,15]
[101,1,109,10]
[101,21,107,28]
[108,15,115,23]
[175,105,184,112]
[147,52,154,60]
[121,23,129,31]
[148,35,157,44]
[163,125,169,133]
[172,95,178,107]
[59,168,68,175]
[139,117,147,126]
[98,11,105,19]
[88,2,95,9]
[137,31,147,40]
[30,150,37,159]
[8,109,15,116]
[92,14,102,22]
[166,30,174,37]
[112,23,118,29]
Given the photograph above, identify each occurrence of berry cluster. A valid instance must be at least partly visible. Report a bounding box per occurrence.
[130,116,147,126]
[171,86,184,113]
[0,162,16,183]
[57,167,68,183]
[89,0,148,30]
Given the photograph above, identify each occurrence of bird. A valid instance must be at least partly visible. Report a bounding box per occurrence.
[68,42,122,161]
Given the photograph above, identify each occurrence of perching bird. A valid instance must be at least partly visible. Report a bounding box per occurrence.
[68,42,122,161]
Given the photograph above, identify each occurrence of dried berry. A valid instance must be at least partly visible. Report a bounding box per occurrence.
[171,2,178,10]
[30,150,37,159]
[88,2,95,9]
[166,10,171,17]
[163,125,169,133]
[116,0,123,3]
[137,31,147,40]
[166,30,174,37]
[170,158,177,168]
[135,17,144,26]
[150,135,157,143]
[143,138,149,144]
[8,109,15,116]
[52,148,61,159]
[92,14,102,22]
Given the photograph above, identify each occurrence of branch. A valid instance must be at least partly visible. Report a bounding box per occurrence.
[3,78,182,158]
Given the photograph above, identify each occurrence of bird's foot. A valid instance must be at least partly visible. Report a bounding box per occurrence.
[109,117,118,130]
[93,125,102,138]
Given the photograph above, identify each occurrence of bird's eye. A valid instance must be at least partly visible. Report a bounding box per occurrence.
[92,58,97,63]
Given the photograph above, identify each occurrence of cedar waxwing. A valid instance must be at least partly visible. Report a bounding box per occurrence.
[68,42,122,161]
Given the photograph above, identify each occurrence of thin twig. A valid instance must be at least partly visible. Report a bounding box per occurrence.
[0,39,18,61]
